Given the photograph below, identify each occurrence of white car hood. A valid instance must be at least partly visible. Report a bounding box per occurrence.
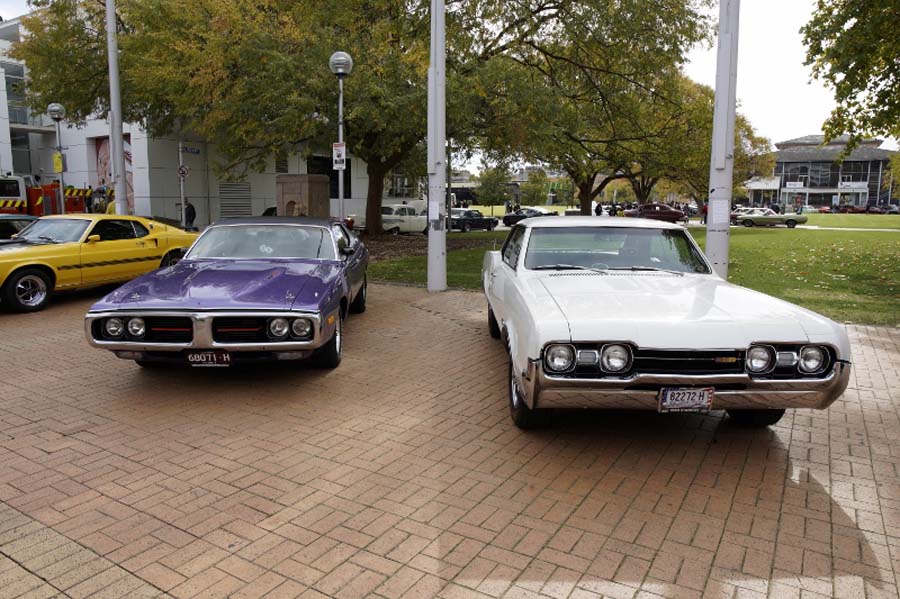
[537,272,823,349]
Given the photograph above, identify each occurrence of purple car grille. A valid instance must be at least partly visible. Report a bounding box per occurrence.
[144,317,194,343]
[213,317,268,343]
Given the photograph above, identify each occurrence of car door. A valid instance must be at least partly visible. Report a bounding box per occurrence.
[491,226,526,325]
[333,223,365,295]
[80,219,159,284]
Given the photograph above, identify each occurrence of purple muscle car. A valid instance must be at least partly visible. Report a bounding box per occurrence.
[84,217,368,368]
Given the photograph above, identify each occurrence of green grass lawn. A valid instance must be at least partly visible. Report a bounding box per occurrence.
[801,213,900,230]
[370,228,900,326]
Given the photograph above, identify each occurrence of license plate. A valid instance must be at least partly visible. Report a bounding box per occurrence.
[185,350,232,367]
[658,387,713,413]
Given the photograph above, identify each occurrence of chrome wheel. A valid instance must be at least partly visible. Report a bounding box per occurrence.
[16,275,47,307]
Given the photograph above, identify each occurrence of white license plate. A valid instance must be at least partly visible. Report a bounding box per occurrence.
[185,350,231,367]
[658,387,713,413]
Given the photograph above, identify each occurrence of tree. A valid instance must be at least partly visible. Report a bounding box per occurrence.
[475,167,511,206]
[803,1,900,146]
[519,169,548,205]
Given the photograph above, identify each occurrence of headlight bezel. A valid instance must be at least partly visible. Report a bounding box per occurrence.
[104,317,125,338]
[544,344,576,374]
[268,317,290,339]
[798,345,829,374]
[126,317,146,338]
[599,343,633,374]
[291,318,313,340]
[745,345,776,374]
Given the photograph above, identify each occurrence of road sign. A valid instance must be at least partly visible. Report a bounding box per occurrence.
[333,142,346,171]
[177,165,189,180]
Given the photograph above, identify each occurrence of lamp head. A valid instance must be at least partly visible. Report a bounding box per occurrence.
[329,52,353,78]
[47,102,66,122]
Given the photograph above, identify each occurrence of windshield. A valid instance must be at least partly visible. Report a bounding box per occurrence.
[186,225,336,260]
[17,219,90,243]
[524,227,710,274]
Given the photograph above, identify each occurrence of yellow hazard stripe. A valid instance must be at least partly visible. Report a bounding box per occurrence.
[35,196,43,206]
[0,199,26,208]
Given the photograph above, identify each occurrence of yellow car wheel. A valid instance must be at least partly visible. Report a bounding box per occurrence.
[3,268,52,312]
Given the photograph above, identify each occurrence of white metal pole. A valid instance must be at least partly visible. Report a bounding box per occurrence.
[338,77,345,220]
[106,0,128,215]
[426,0,447,292]
[705,0,740,278]
[55,120,65,214]
[178,139,186,228]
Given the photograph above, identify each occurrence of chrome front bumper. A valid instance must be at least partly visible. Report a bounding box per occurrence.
[521,359,851,411]
[84,310,329,354]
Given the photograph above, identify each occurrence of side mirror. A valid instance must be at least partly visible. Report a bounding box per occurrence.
[340,244,354,256]
[86,234,101,243]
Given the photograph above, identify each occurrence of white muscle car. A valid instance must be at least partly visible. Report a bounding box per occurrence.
[483,217,851,429]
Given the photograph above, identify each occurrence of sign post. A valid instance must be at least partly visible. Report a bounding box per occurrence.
[178,139,187,228]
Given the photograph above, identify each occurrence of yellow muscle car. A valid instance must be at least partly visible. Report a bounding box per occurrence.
[0,214,197,312]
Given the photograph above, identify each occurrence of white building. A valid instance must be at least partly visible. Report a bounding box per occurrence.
[0,15,411,227]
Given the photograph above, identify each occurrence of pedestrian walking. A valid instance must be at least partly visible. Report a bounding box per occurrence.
[700,202,708,224]
[184,198,197,231]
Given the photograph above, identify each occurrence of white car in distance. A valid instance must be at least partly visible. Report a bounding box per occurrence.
[482,217,851,429]
[382,204,427,235]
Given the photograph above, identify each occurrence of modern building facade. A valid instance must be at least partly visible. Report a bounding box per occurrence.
[0,15,418,227]
[770,135,896,209]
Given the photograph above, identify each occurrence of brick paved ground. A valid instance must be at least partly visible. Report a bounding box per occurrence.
[0,283,898,599]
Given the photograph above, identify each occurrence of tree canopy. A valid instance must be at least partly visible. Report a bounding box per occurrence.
[803,1,900,145]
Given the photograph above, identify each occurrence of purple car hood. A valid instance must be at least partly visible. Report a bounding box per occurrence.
[91,259,342,312]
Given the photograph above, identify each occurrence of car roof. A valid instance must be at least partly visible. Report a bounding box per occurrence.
[210,216,337,227]
[521,216,683,230]
[42,214,148,222]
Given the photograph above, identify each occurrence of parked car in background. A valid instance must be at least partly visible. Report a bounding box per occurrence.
[0,214,36,241]
[623,203,687,223]
[502,207,558,227]
[735,208,808,228]
[85,217,367,369]
[730,207,754,224]
[838,205,867,214]
[382,204,427,235]
[0,214,196,312]
[886,205,899,215]
[450,209,499,232]
[866,205,886,214]
[817,206,834,214]
[482,217,851,429]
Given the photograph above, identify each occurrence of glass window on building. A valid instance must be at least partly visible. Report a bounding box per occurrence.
[307,156,351,199]
[808,162,831,188]
[785,163,809,185]
[840,161,867,182]
[10,132,31,175]
[1,61,27,125]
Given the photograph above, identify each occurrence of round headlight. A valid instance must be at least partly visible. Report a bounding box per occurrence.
[268,318,290,338]
[291,318,312,338]
[799,346,827,373]
[600,344,631,372]
[746,346,774,373]
[127,317,145,337]
[545,345,575,372]
[104,318,124,338]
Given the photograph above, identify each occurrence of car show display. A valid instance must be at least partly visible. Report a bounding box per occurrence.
[85,217,368,369]
[450,209,499,232]
[482,216,851,429]
[0,214,196,312]
[734,208,809,227]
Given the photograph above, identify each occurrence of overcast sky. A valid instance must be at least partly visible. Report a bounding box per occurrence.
[2,0,892,158]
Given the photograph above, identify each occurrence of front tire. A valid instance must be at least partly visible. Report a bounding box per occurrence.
[786,220,797,228]
[488,306,501,339]
[742,220,754,227]
[350,277,367,314]
[462,223,471,233]
[3,268,52,312]
[389,227,400,236]
[313,311,343,369]
[726,409,785,428]
[509,360,550,429]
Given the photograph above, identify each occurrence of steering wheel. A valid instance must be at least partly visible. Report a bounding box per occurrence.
[590,262,610,270]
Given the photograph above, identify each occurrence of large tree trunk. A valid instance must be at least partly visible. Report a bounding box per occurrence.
[365,162,388,235]
[577,180,594,215]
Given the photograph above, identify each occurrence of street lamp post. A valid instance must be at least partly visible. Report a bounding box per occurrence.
[426,0,447,292]
[329,51,353,221]
[47,102,66,215]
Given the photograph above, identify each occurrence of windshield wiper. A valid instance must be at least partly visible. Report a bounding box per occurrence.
[36,235,60,244]
[608,266,685,276]
[531,264,608,274]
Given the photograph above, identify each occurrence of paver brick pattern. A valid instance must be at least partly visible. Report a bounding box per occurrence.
[0,284,898,599]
